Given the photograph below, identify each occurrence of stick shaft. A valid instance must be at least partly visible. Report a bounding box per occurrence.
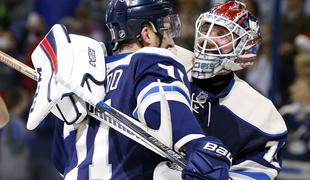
[0,51,37,81]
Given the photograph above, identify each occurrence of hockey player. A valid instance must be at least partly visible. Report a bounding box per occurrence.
[50,0,232,179]
[155,1,288,180]
[188,1,288,179]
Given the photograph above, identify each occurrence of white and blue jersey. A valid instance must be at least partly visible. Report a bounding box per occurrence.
[191,74,288,180]
[51,47,204,180]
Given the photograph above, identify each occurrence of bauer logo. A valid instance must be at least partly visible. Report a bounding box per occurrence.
[204,142,233,163]
[88,47,96,67]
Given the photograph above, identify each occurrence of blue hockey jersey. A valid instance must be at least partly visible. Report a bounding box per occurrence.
[190,74,288,180]
[51,47,205,180]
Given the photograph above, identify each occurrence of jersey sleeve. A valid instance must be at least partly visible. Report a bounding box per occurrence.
[130,49,205,152]
[229,133,287,180]
[221,77,288,179]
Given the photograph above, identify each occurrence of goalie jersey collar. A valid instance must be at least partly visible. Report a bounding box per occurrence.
[192,74,235,103]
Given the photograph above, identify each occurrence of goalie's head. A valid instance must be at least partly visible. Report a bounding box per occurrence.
[105,0,181,43]
[192,0,261,79]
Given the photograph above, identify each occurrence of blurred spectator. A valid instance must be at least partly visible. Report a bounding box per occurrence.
[280,0,310,54]
[0,21,19,93]
[0,87,32,180]
[20,12,46,95]
[278,0,310,106]
[174,0,211,50]
[58,4,106,41]
[73,7,104,41]
[0,23,16,52]
[295,32,310,53]
[77,0,110,39]
[2,0,35,44]
[306,0,310,15]
[242,0,259,17]
[0,96,9,128]
[278,32,310,179]
[60,16,83,34]
[24,12,46,49]
[253,0,274,22]
[294,52,310,79]
[282,62,310,159]
[278,52,310,179]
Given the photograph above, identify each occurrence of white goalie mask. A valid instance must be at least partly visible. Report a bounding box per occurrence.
[192,1,261,79]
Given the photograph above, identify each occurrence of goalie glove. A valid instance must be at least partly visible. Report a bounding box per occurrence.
[182,136,232,180]
[49,34,108,125]
[28,24,106,129]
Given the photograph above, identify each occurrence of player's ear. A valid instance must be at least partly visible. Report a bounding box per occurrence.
[141,26,154,46]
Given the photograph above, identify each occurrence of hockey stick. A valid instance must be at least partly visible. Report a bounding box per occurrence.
[0,50,37,81]
[0,49,187,169]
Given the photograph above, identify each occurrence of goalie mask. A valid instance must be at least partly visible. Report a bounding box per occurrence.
[192,0,261,79]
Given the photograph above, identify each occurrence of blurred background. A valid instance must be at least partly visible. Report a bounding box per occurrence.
[0,0,309,179]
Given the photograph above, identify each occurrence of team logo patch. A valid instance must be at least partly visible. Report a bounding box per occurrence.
[88,47,96,67]
[119,30,126,39]
[191,91,208,113]
[196,91,208,104]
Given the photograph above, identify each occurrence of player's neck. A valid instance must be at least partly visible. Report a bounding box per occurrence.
[119,43,141,54]
[193,72,234,96]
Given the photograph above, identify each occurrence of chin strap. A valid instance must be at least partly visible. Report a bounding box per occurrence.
[136,32,145,48]
[157,32,164,48]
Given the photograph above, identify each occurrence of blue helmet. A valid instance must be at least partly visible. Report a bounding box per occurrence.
[105,0,181,42]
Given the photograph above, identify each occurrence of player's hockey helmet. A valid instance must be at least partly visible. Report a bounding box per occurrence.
[105,0,181,42]
[192,0,261,79]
